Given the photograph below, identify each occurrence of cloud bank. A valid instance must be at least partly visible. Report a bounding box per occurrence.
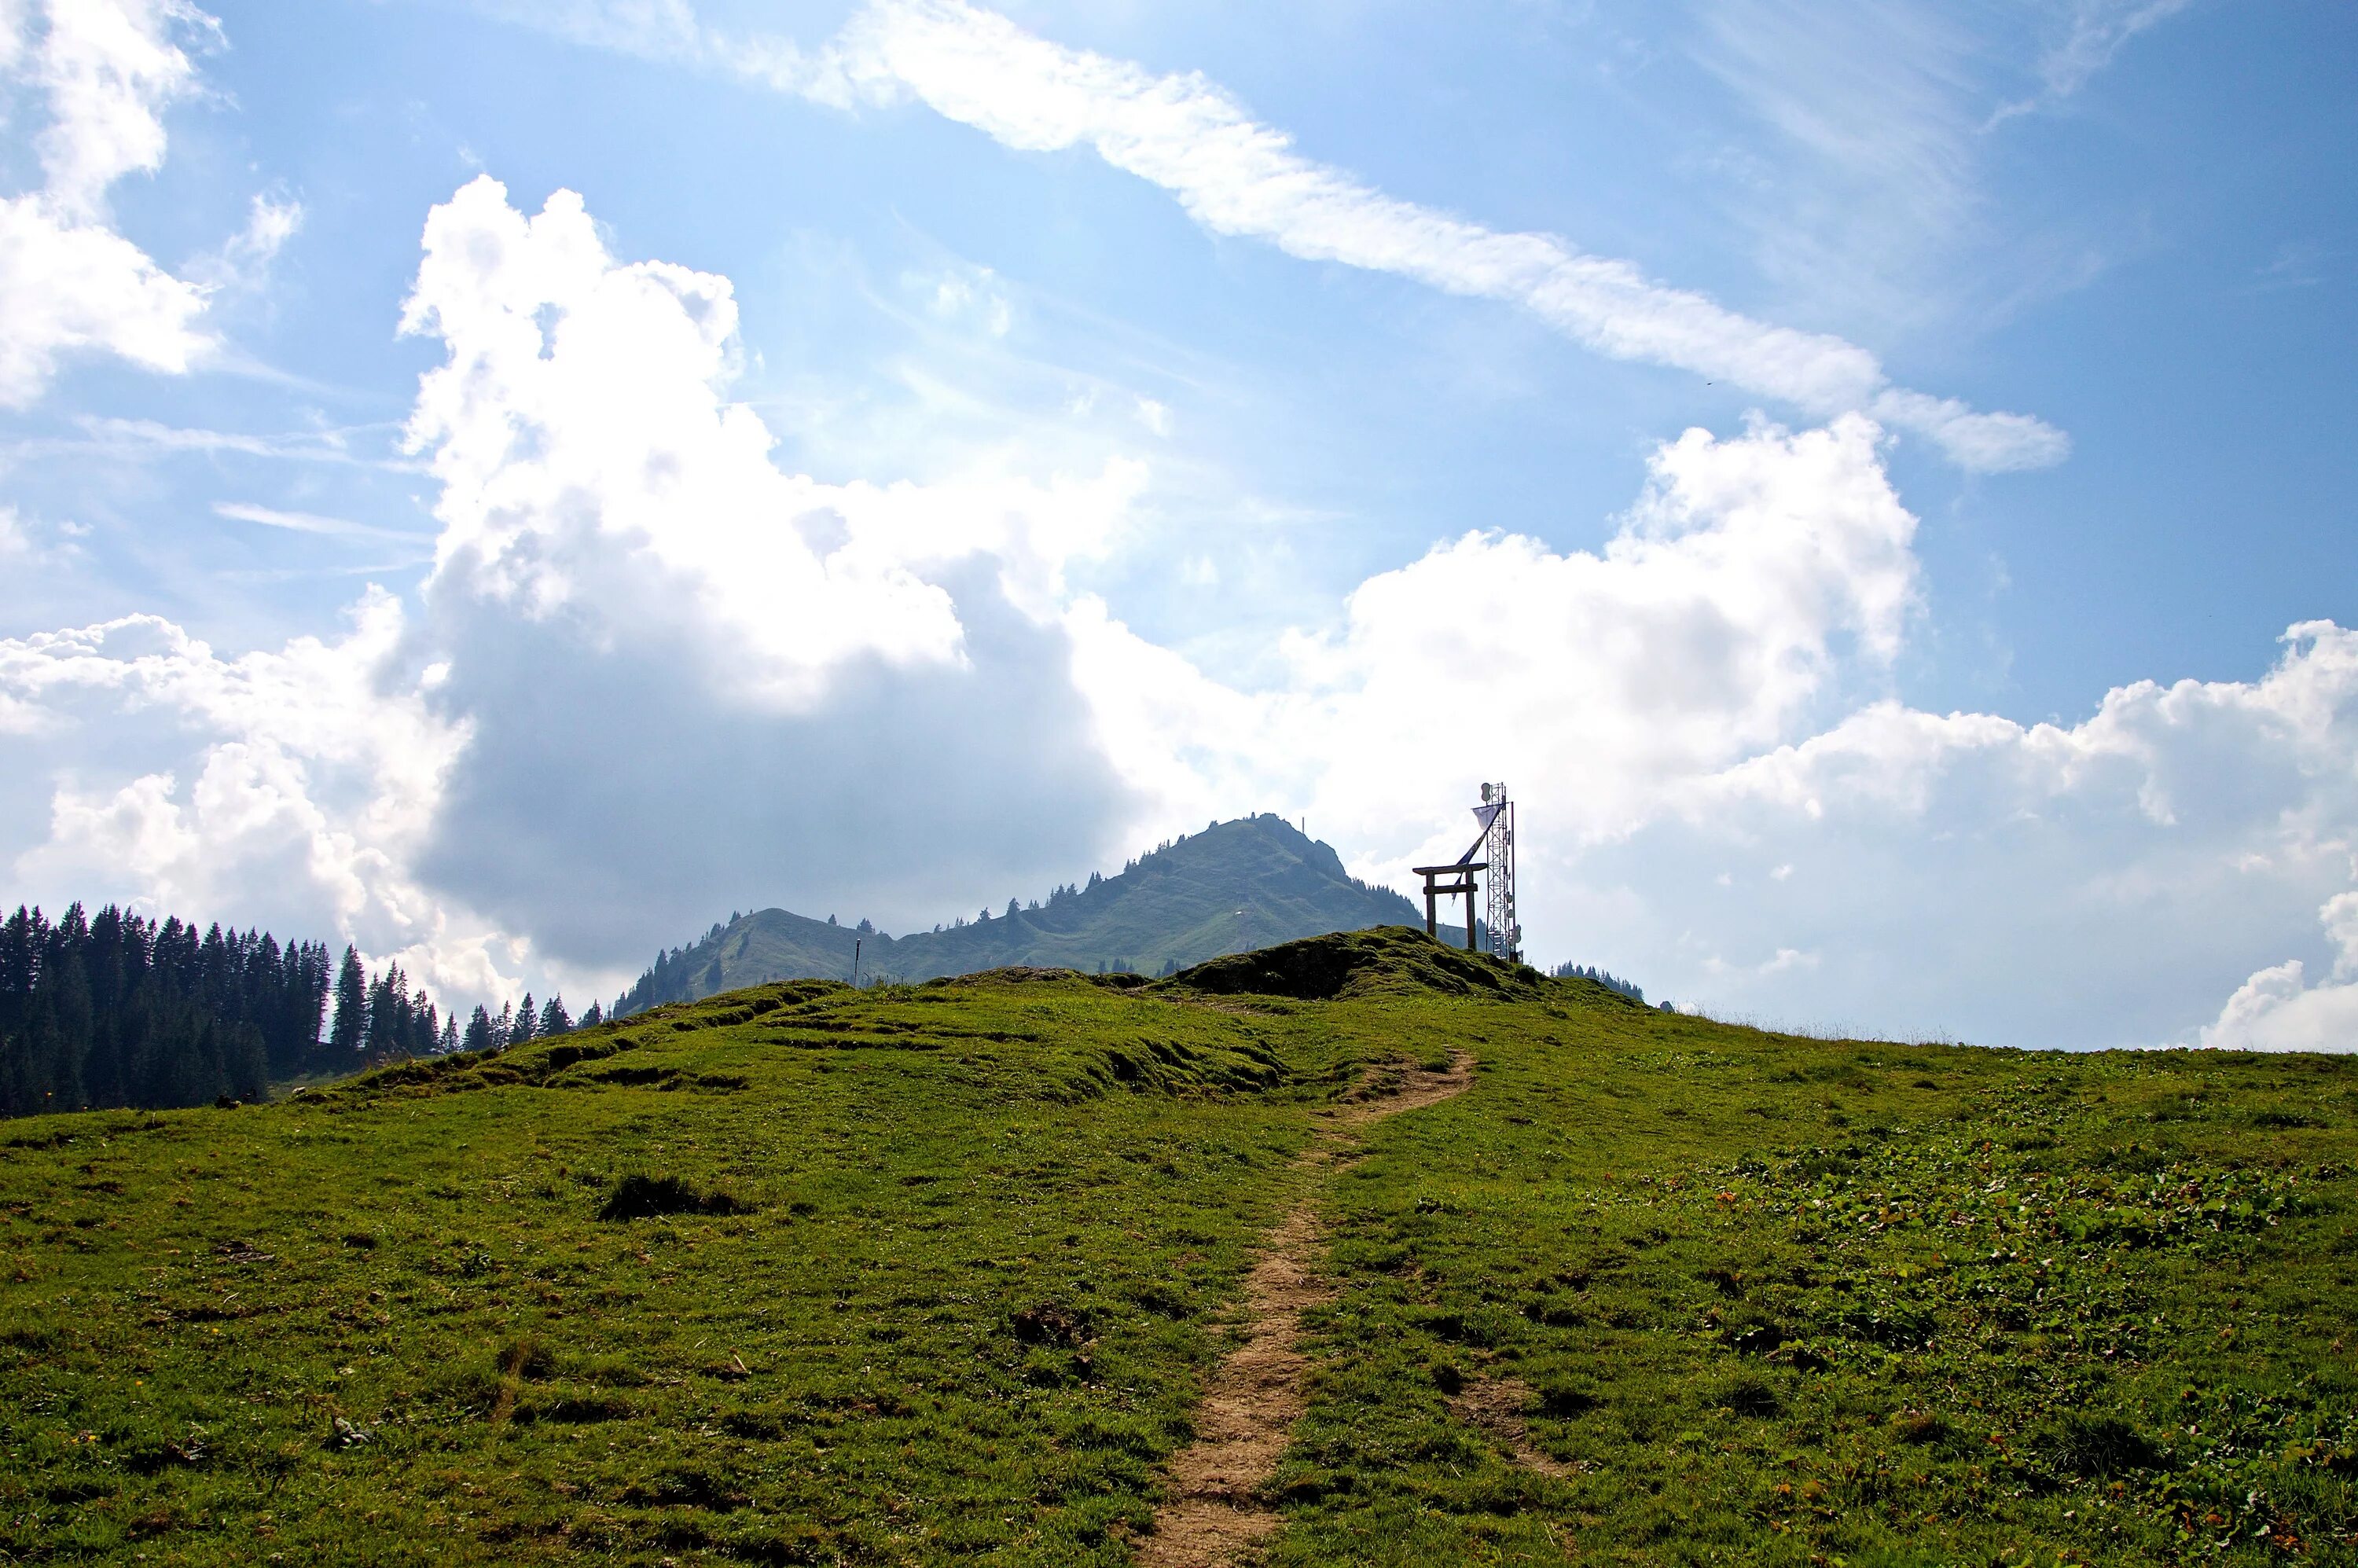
[6,177,1139,1003]
[0,161,2345,1050]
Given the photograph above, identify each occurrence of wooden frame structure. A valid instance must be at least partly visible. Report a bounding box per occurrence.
[1412,858,1488,951]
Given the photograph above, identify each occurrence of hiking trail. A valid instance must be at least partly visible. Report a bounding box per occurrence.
[1136,1049,1475,1567]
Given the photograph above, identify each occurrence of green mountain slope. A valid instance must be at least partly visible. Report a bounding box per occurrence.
[620,813,1434,1008]
[3,929,2352,1565]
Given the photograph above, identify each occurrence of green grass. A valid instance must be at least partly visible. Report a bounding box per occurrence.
[3,931,2355,1565]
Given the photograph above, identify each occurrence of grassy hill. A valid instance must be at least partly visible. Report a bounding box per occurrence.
[622,813,1433,1007]
[4,927,2355,1565]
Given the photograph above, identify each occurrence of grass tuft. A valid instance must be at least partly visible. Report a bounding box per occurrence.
[597,1172,755,1221]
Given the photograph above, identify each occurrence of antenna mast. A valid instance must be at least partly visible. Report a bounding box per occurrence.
[1478,783,1519,963]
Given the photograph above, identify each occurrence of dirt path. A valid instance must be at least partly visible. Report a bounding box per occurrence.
[1136,1050,1475,1568]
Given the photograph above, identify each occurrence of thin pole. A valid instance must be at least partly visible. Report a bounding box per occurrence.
[852,938,861,988]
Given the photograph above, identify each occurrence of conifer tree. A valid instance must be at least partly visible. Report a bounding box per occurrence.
[329,946,367,1056]
[510,994,537,1047]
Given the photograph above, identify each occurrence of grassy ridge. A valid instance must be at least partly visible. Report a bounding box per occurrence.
[0,973,1371,1564]
[3,932,2354,1565]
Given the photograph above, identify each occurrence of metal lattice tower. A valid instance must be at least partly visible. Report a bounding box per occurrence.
[1478,783,1519,962]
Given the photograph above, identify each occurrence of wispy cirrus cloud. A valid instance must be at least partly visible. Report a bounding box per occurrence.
[828,0,2066,472]
[2,415,417,470]
[1983,0,2199,124]
[2040,0,2198,99]
[464,0,2069,473]
[211,501,432,543]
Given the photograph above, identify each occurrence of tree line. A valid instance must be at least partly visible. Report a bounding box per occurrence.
[1550,960,1646,1004]
[0,902,592,1118]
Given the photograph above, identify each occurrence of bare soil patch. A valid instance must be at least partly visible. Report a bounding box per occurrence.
[1447,1375,1582,1480]
[1137,1051,1474,1567]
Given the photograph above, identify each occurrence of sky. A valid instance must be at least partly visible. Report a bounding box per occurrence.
[0,0,2352,1049]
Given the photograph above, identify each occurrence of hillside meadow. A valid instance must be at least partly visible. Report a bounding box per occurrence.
[2,929,2352,1565]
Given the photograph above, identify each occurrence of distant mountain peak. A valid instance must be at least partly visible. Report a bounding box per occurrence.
[615,812,1429,1012]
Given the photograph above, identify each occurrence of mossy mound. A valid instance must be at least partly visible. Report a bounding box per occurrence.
[1167,924,1548,1001]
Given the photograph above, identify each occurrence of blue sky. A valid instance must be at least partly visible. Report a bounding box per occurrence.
[2,0,2353,1049]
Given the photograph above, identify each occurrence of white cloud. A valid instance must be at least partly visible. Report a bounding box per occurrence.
[465,0,823,94]
[1976,0,2198,127]
[0,499,79,565]
[914,263,1012,336]
[1056,409,2357,1048]
[402,177,1029,701]
[2,177,1148,1008]
[185,190,303,293]
[2200,891,2358,1053]
[1069,412,1922,861]
[0,0,217,406]
[0,189,210,406]
[28,0,209,218]
[1618,622,2358,1046]
[24,416,402,469]
[0,597,509,1000]
[1685,0,1989,317]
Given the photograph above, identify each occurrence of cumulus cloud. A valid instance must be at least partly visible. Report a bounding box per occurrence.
[1070,413,1922,857]
[0,597,508,998]
[399,177,1142,687]
[1562,624,2358,1048]
[0,181,209,406]
[4,177,1143,1006]
[0,0,215,406]
[2201,890,2358,1053]
[1062,436,2356,1049]
[28,0,210,217]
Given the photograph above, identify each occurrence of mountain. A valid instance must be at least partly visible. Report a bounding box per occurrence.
[615,813,1434,1011]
